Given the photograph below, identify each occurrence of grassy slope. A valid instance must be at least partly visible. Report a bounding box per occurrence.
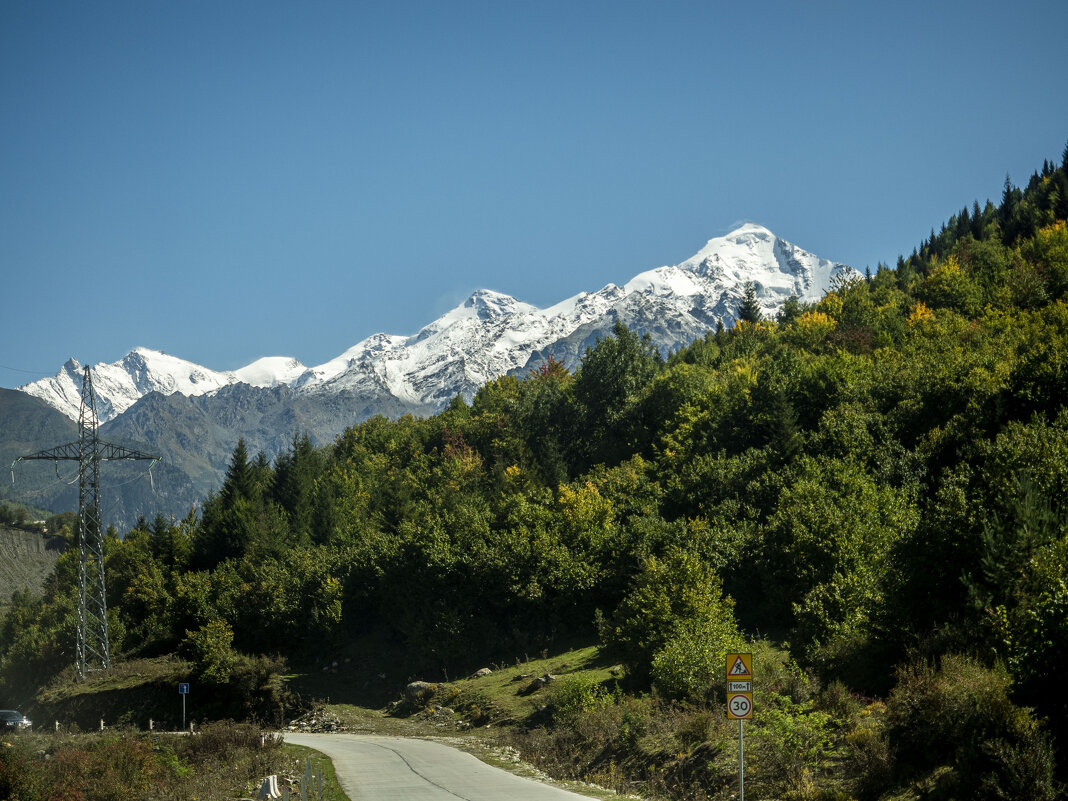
[24,640,891,801]
[26,643,627,799]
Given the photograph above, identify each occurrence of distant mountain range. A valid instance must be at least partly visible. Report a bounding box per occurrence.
[8,223,856,530]
[0,388,201,532]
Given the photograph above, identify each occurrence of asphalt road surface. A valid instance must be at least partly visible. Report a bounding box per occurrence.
[284,733,596,801]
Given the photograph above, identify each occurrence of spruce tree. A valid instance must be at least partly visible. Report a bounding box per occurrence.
[999,174,1021,243]
[956,206,971,241]
[971,200,984,238]
[736,281,763,324]
[220,438,254,508]
[272,433,320,544]
[197,438,261,567]
[1054,170,1068,221]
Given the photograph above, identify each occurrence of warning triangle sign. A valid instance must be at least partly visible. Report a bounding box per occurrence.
[729,656,751,676]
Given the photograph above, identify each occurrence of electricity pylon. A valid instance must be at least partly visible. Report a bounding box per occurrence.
[13,365,158,680]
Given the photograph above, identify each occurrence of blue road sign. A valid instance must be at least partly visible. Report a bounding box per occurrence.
[178,682,190,694]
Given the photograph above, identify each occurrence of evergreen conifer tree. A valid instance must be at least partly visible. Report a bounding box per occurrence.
[956,206,971,241]
[776,294,803,325]
[999,174,1021,242]
[272,433,320,544]
[736,281,763,324]
[220,438,254,508]
[1054,171,1068,221]
[971,200,984,238]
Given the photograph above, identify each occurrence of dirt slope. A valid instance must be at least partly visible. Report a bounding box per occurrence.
[0,525,65,607]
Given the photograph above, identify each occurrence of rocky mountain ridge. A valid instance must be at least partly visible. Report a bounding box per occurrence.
[21,223,855,423]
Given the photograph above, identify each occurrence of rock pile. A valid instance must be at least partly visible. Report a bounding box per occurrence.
[286,708,344,733]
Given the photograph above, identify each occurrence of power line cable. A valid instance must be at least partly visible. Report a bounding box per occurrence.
[0,362,54,376]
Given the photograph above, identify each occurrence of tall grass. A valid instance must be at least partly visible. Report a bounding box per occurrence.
[0,721,314,801]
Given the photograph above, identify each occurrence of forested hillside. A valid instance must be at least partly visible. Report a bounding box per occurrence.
[3,145,1067,799]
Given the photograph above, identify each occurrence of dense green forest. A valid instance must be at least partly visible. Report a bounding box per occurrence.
[3,145,1068,799]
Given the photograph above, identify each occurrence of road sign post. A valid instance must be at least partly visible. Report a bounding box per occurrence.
[739,717,744,801]
[178,682,189,731]
[725,653,753,801]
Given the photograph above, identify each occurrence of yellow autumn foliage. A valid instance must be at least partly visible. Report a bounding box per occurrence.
[908,301,935,326]
[797,310,837,333]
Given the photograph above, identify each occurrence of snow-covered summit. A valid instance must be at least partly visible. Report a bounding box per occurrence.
[21,224,857,422]
[234,356,308,388]
[462,289,535,321]
[659,222,854,319]
[20,348,239,422]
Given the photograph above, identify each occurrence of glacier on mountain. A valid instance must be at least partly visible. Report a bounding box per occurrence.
[21,224,857,423]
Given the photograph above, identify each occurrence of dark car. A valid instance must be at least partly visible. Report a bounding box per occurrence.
[0,709,31,731]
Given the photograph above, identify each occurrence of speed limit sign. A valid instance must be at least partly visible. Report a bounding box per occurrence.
[728,692,753,720]
[725,652,754,720]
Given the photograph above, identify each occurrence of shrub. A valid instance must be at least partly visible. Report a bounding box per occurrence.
[183,719,275,764]
[748,698,836,800]
[181,619,237,684]
[650,611,742,701]
[601,548,741,690]
[226,653,292,725]
[547,674,614,725]
[1,736,162,801]
[885,654,1057,799]
[0,739,42,801]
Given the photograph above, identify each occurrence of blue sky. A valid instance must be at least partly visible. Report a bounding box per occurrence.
[2,0,1067,388]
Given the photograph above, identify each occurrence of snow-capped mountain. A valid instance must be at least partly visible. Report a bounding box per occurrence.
[21,224,856,423]
[23,349,310,423]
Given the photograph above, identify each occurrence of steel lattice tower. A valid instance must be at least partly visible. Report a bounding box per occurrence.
[15,366,158,679]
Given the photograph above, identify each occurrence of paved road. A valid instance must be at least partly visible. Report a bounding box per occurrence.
[284,733,595,801]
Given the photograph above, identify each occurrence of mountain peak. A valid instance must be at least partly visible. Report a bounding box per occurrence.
[427,289,535,329]
[21,223,855,422]
[464,289,520,315]
[683,223,779,266]
[234,356,308,388]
